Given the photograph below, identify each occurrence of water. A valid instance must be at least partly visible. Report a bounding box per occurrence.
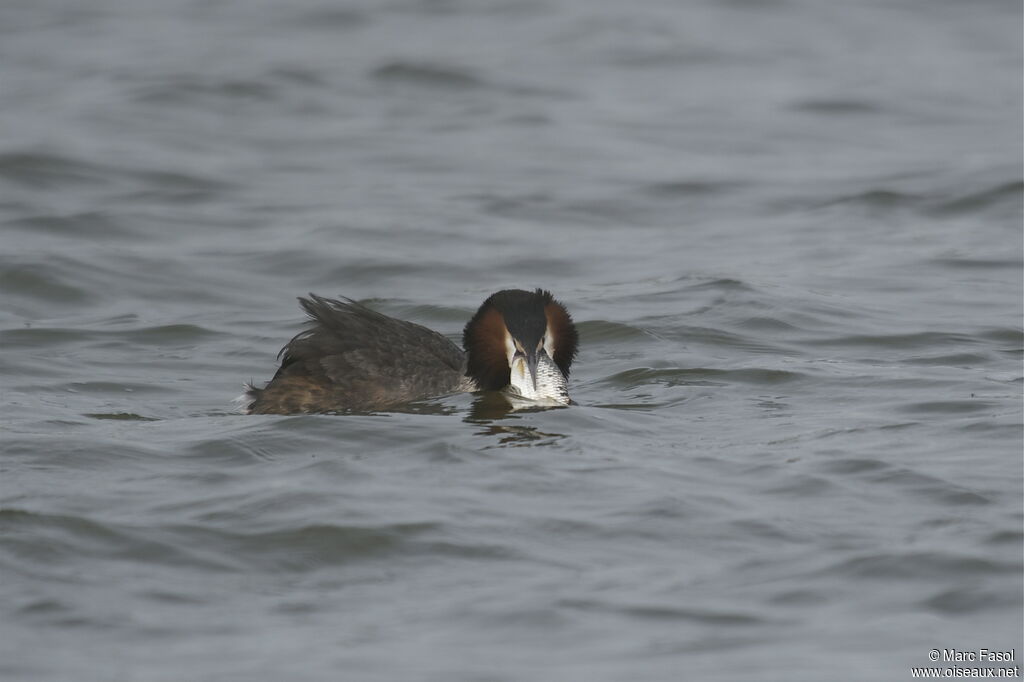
[1,0,1021,680]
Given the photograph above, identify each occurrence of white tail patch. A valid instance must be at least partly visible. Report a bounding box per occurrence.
[232,384,256,414]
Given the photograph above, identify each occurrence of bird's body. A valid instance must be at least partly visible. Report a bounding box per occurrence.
[244,289,577,414]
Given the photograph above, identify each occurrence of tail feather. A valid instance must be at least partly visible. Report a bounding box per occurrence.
[233,382,258,414]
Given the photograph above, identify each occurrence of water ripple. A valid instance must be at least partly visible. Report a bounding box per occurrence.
[0,151,108,189]
[824,551,1020,581]
[559,598,772,626]
[370,61,485,90]
[0,324,221,349]
[603,367,806,389]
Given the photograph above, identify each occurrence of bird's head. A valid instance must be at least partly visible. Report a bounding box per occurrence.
[463,289,578,405]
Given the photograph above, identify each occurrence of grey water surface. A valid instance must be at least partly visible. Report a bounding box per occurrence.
[1,1,1022,680]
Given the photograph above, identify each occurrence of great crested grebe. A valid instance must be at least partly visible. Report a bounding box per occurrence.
[243,289,578,414]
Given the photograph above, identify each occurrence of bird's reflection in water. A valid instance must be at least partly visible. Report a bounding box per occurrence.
[375,401,459,417]
[465,392,569,446]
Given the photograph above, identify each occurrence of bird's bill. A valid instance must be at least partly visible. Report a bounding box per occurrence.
[508,349,569,405]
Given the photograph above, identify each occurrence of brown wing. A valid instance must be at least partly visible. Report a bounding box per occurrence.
[248,295,466,414]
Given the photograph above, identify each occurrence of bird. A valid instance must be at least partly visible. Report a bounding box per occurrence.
[243,289,578,414]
